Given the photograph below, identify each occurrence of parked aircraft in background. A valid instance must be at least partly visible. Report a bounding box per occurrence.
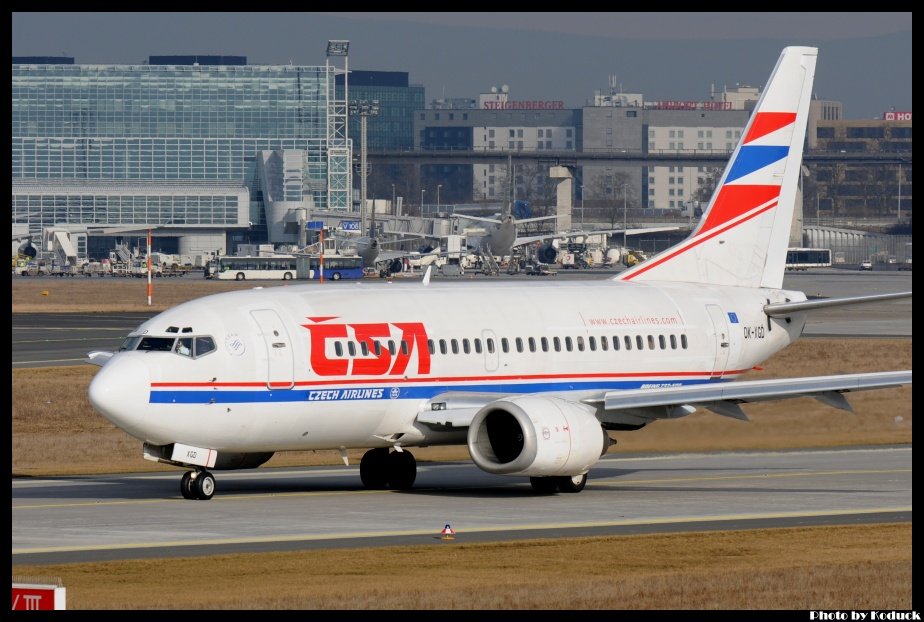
[88,47,911,501]
[455,211,677,264]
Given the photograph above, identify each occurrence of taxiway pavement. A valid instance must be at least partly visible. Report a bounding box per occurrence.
[12,446,911,565]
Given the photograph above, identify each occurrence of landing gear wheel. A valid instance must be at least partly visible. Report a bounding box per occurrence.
[529,477,559,494]
[360,448,390,489]
[180,471,196,499]
[194,471,216,500]
[557,473,588,493]
[386,450,417,490]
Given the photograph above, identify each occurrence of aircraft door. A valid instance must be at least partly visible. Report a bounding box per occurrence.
[250,309,295,390]
[481,329,499,372]
[706,304,730,378]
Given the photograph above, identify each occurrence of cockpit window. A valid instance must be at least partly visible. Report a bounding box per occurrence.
[194,336,216,357]
[119,336,142,351]
[128,334,216,358]
[175,337,193,357]
[137,337,176,352]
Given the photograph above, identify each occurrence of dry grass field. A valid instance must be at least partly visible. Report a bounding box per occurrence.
[12,277,260,313]
[11,339,911,476]
[11,523,912,609]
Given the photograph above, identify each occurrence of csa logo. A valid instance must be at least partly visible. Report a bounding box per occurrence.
[389,388,401,400]
[302,317,431,377]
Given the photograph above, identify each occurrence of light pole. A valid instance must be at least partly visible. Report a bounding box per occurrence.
[391,184,396,211]
[421,188,426,215]
[437,184,442,213]
[897,162,902,223]
[580,185,584,228]
[349,99,379,235]
[622,183,628,251]
[326,40,350,211]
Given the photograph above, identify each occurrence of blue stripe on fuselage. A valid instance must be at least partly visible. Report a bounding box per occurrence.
[149,378,722,404]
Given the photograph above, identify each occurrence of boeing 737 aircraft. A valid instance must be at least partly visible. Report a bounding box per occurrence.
[88,47,911,500]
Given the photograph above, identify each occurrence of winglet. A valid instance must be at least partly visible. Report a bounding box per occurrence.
[422,265,433,287]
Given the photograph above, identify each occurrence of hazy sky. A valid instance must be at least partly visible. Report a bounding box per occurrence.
[13,12,912,119]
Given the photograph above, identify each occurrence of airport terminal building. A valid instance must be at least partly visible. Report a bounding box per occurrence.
[12,55,352,257]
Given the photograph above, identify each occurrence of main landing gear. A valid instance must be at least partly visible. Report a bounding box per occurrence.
[529,473,588,494]
[359,448,417,490]
[180,469,216,500]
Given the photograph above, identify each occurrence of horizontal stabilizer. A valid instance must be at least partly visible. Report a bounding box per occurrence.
[764,291,912,316]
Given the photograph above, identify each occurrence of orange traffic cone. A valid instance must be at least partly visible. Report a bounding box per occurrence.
[440,524,456,540]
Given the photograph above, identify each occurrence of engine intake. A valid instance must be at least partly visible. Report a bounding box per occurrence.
[467,395,607,477]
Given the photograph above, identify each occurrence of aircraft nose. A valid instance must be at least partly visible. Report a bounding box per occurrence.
[88,355,150,439]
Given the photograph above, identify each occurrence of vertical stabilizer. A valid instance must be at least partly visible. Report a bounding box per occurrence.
[618,47,817,289]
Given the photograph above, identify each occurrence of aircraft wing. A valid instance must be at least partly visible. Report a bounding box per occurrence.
[512,226,680,248]
[374,249,444,265]
[416,371,911,430]
[588,371,911,427]
[452,214,502,225]
[377,235,432,247]
[381,231,434,241]
[514,215,560,225]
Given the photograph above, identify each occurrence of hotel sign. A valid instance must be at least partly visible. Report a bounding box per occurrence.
[483,101,565,110]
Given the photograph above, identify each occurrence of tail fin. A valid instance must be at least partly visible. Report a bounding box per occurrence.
[618,46,817,289]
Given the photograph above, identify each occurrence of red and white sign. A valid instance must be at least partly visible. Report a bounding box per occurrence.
[483,101,565,110]
[884,111,912,121]
[651,101,733,111]
[11,584,66,610]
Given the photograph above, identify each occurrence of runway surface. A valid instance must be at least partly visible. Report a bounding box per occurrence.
[10,271,913,369]
[12,446,911,565]
[12,312,152,368]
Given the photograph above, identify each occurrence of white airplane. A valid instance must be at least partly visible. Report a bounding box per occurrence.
[88,47,911,500]
[455,209,676,264]
[453,209,558,257]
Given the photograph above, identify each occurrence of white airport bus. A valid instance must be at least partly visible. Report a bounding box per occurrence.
[209,256,298,280]
[785,248,832,271]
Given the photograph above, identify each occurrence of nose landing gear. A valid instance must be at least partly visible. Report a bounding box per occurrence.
[180,469,216,500]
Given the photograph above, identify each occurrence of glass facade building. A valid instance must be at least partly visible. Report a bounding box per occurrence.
[336,70,425,150]
[12,59,351,250]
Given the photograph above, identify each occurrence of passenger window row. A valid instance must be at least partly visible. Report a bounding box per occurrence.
[330,333,689,357]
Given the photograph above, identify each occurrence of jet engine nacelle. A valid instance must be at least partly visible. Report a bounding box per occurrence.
[536,243,558,264]
[467,396,608,477]
[17,239,37,259]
